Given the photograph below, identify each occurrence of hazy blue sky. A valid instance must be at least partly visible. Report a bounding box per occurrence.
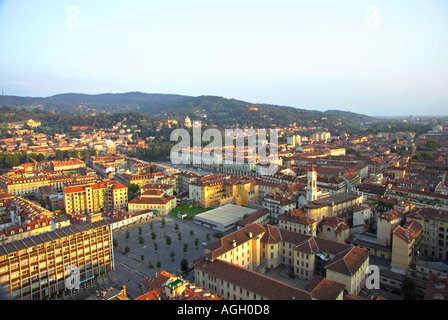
[0,0,447,116]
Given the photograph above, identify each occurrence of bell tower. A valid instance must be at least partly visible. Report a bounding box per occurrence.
[306,164,317,202]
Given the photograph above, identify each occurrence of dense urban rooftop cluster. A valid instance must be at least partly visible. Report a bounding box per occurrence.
[0,113,447,301]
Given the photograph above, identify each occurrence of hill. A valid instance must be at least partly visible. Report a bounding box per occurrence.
[0,92,372,131]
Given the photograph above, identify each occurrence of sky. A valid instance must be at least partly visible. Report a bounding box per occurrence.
[0,0,447,116]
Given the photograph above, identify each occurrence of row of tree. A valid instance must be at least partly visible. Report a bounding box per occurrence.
[0,148,99,172]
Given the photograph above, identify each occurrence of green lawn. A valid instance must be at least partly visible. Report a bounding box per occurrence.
[172,203,213,220]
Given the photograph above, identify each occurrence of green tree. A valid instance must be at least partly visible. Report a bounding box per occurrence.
[55,150,64,160]
[4,154,14,167]
[36,153,45,162]
[421,151,434,160]
[81,149,90,159]
[165,236,172,246]
[425,140,441,150]
[402,277,424,300]
[129,183,139,194]
[180,259,189,272]
[89,149,98,157]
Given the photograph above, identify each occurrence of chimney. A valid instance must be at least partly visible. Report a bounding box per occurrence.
[232,240,236,247]
[248,232,253,238]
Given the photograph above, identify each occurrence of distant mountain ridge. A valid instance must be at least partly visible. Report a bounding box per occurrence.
[0,92,372,130]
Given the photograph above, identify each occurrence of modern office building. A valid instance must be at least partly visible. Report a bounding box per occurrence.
[0,220,113,300]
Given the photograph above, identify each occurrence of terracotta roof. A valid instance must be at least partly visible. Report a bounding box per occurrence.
[378,209,403,222]
[140,190,165,197]
[129,194,175,205]
[304,276,345,300]
[236,208,270,227]
[325,246,370,276]
[295,237,320,254]
[140,270,174,290]
[424,273,448,300]
[408,207,448,224]
[204,223,267,259]
[393,221,422,244]
[318,216,350,233]
[279,209,316,226]
[64,180,127,193]
[193,258,312,300]
[261,224,285,244]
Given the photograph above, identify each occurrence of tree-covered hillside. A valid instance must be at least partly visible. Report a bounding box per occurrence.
[0,92,373,134]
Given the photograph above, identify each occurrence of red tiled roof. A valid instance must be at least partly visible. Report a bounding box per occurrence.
[325,246,370,276]
[304,276,345,300]
[129,194,175,205]
[279,209,316,226]
[193,258,312,300]
[393,221,422,244]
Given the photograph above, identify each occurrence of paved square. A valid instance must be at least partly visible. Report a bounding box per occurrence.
[109,216,224,299]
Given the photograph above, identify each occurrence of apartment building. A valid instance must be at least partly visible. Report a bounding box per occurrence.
[424,273,448,300]
[189,174,260,208]
[116,172,165,188]
[128,190,176,215]
[0,172,100,197]
[194,223,370,299]
[64,180,128,215]
[262,192,297,224]
[0,217,53,245]
[303,192,364,225]
[376,209,404,247]
[50,159,86,172]
[0,175,51,197]
[140,183,174,196]
[317,216,351,243]
[7,196,54,226]
[0,220,113,300]
[173,171,201,193]
[391,221,423,270]
[278,209,317,236]
[407,207,448,261]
